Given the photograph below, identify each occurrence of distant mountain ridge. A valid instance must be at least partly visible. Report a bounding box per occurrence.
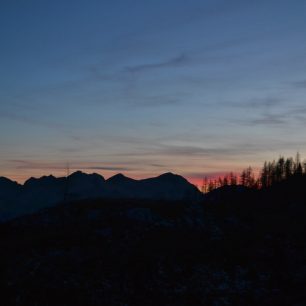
[0,171,201,222]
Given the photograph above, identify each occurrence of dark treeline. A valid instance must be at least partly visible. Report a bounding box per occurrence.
[201,153,306,193]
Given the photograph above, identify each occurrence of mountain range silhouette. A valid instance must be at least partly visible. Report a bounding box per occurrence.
[0,171,201,221]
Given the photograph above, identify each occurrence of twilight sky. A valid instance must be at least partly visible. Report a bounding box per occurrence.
[1,0,306,185]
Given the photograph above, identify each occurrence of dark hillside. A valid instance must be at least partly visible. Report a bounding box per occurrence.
[1,176,306,305]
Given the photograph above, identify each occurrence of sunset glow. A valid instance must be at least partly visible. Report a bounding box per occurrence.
[1,0,306,184]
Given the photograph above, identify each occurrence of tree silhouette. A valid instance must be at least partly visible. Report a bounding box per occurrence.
[202,153,306,193]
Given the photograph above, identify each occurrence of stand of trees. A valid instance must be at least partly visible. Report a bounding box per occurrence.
[260,153,305,188]
[201,153,306,193]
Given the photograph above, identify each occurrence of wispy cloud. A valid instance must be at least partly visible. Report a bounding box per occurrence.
[125,94,183,107]
[0,110,68,130]
[292,80,306,88]
[83,166,132,171]
[8,160,66,171]
[7,160,136,172]
[226,96,284,110]
[149,163,166,168]
[249,114,288,126]
[239,103,306,127]
[158,143,266,157]
[124,54,188,73]
[112,142,270,159]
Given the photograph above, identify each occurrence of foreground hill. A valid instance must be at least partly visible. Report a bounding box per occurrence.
[1,176,306,305]
[0,172,201,221]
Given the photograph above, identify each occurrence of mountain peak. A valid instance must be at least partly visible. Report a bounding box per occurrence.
[24,175,57,186]
[156,172,187,182]
[68,171,86,178]
[159,172,176,177]
[107,173,134,183]
[0,177,20,188]
[0,176,17,184]
[68,171,105,181]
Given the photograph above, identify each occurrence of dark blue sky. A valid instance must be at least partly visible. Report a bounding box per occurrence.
[1,0,306,183]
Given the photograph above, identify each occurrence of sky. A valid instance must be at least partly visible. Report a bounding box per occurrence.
[1,0,306,185]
